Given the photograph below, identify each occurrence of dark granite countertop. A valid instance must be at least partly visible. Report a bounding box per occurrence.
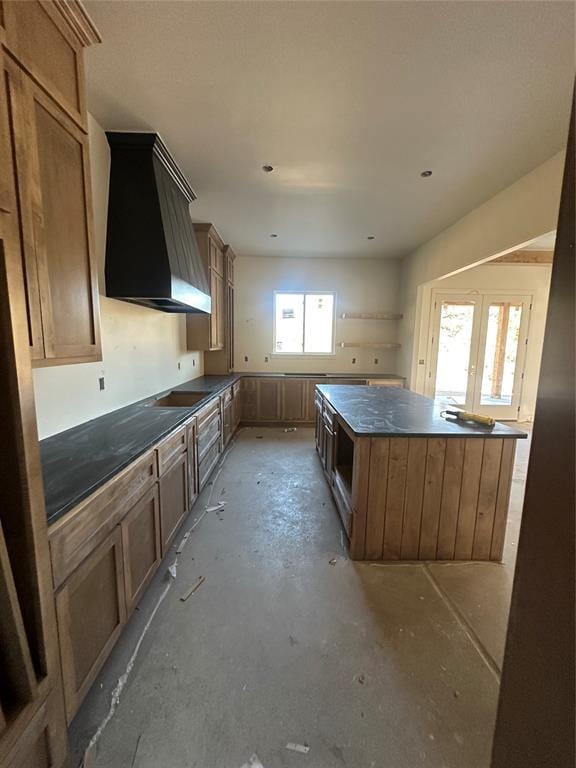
[41,372,405,526]
[41,374,241,526]
[317,385,528,439]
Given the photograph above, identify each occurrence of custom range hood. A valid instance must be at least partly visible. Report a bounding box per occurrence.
[105,132,211,313]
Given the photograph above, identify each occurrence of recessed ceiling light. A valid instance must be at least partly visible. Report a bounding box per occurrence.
[420,170,433,178]
[270,233,278,238]
[367,236,375,240]
[262,165,274,173]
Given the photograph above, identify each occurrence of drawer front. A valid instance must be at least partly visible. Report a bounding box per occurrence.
[323,402,336,428]
[196,399,220,432]
[198,439,221,490]
[197,411,221,460]
[222,386,232,406]
[157,424,187,475]
[49,450,157,589]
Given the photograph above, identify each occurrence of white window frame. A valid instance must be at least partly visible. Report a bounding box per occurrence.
[272,290,336,357]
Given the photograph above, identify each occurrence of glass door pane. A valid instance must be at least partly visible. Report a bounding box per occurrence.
[479,302,522,406]
[433,300,478,407]
[473,295,530,419]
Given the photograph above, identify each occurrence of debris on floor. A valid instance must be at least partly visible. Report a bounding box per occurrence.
[356,673,366,685]
[168,563,178,579]
[286,742,310,754]
[175,531,191,554]
[284,427,297,432]
[206,501,227,513]
[240,754,265,768]
[130,734,142,768]
[180,575,206,601]
[329,558,337,565]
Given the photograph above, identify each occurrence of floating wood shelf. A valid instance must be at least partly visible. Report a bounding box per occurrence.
[338,342,401,350]
[340,312,403,320]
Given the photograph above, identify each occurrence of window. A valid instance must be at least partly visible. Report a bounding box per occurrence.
[273,292,335,355]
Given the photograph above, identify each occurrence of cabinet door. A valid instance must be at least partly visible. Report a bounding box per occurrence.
[256,379,282,420]
[55,527,126,722]
[223,401,233,446]
[227,282,234,371]
[0,51,16,216]
[16,72,101,364]
[281,379,306,420]
[187,421,198,509]
[121,486,160,613]
[159,453,188,555]
[209,270,224,350]
[3,61,45,358]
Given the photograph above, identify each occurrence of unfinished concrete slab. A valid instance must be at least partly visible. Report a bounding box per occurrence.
[69,428,515,768]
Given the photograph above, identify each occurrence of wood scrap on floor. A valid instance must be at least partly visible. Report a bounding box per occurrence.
[180,575,206,601]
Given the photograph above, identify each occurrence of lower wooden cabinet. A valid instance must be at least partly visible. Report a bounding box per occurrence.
[55,527,127,723]
[121,485,160,612]
[256,378,281,420]
[159,452,188,555]
[281,378,306,420]
[3,689,67,768]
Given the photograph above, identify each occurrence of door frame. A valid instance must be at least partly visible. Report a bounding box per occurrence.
[424,287,533,419]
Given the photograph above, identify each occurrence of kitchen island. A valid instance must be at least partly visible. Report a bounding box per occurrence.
[315,385,526,562]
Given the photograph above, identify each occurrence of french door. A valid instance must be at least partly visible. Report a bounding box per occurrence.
[425,292,532,420]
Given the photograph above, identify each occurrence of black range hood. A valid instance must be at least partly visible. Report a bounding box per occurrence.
[105,132,211,313]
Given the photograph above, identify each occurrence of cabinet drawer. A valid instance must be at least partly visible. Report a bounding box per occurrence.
[222,386,233,406]
[157,424,187,475]
[49,450,157,589]
[56,527,127,722]
[198,439,221,490]
[198,416,221,461]
[196,398,220,431]
[323,401,336,428]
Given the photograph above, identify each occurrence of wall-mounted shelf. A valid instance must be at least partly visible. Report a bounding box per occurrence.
[338,342,401,350]
[340,312,403,320]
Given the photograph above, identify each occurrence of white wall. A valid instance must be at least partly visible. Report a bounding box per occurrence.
[411,264,552,420]
[33,115,203,439]
[398,151,564,383]
[234,256,401,374]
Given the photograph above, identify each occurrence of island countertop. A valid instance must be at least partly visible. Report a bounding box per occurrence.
[316,385,527,438]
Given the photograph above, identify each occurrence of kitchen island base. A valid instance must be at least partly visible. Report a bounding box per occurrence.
[315,386,524,563]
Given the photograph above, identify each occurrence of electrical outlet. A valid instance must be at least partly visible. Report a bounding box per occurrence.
[352,357,356,364]
[98,376,105,391]
[244,356,248,362]
[177,361,181,371]
[264,355,269,363]
[193,359,196,367]
[374,358,379,364]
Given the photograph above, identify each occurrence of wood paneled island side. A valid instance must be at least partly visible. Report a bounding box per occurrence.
[314,385,526,562]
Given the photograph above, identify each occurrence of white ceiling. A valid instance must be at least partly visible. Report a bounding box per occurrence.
[84,1,574,259]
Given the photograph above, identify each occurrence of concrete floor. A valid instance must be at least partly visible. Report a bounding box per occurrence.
[70,426,531,768]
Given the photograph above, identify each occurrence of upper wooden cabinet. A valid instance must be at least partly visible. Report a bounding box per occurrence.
[0,1,102,366]
[0,0,99,127]
[187,223,225,352]
[187,226,236,372]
